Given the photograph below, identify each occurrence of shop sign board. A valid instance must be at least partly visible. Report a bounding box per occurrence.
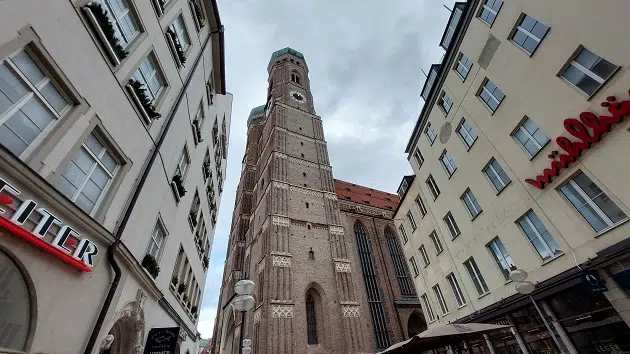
[143,327,180,354]
[582,269,608,294]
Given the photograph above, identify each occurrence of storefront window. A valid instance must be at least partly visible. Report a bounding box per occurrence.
[0,249,31,351]
[485,316,522,354]
[509,306,559,354]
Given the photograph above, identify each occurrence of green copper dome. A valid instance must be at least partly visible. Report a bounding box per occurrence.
[248,105,266,121]
[267,47,305,71]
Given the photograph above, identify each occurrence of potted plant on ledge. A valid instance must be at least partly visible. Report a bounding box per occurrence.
[165,28,186,67]
[177,283,188,296]
[202,256,209,270]
[141,254,160,278]
[171,174,187,202]
[82,2,128,66]
[171,276,178,290]
[126,79,162,125]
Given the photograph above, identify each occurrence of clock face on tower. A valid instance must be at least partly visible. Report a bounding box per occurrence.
[289,91,306,103]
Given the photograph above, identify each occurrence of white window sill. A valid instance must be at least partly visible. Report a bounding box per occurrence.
[594,218,630,238]
[541,252,565,266]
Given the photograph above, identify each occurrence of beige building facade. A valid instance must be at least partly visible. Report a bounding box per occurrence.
[395,0,630,353]
[0,0,231,353]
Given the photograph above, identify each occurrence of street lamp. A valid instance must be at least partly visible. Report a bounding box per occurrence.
[233,280,255,354]
[509,270,564,353]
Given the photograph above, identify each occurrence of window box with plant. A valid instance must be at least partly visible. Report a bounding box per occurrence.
[171,174,187,202]
[211,212,217,227]
[170,276,178,290]
[188,211,198,229]
[192,119,203,144]
[82,2,129,66]
[188,0,205,30]
[141,254,160,278]
[203,256,209,270]
[152,0,166,16]
[177,283,187,296]
[126,79,162,125]
[166,28,186,67]
[191,306,198,317]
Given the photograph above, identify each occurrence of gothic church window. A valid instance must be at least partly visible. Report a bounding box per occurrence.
[384,227,415,296]
[291,72,301,85]
[306,294,318,344]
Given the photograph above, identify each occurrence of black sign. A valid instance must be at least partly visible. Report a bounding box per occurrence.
[143,327,180,354]
[582,270,608,294]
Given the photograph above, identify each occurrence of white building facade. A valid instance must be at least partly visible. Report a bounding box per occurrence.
[395,0,630,353]
[0,0,231,352]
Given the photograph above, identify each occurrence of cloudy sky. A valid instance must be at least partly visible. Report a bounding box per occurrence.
[198,0,456,338]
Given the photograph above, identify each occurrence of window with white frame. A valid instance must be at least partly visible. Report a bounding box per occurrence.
[415,195,427,217]
[446,273,466,307]
[510,14,549,55]
[171,14,191,52]
[464,258,489,296]
[478,79,505,113]
[95,0,140,49]
[456,119,478,149]
[54,131,120,214]
[478,0,503,26]
[421,294,436,322]
[438,92,454,114]
[413,148,424,168]
[426,174,440,200]
[146,219,167,259]
[407,211,417,231]
[517,211,562,261]
[484,158,511,192]
[410,257,419,277]
[425,122,437,145]
[487,237,516,280]
[398,224,408,244]
[560,47,618,97]
[188,190,201,229]
[175,146,190,179]
[433,284,449,315]
[419,245,430,267]
[560,172,628,233]
[455,53,472,80]
[440,150,457,177]
[461,189,482,218]
[443,211,461,239]
[429,230,443,255]
[0,49,72,158]
[512,117,549,157]
[133,53,165,103]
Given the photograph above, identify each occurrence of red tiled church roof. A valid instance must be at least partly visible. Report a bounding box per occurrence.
[334,179,400,211]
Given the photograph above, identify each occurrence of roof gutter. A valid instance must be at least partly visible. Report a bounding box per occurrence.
[404,0,481,154]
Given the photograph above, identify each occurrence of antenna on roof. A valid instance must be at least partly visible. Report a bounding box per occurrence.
[421,69,428,78]
[443,4,453,13]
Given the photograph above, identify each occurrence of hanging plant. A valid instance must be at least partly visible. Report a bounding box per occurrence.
[167,28,187,65]
[191,0,205,28]
[183,294,189,303]
[128,79,162,120]
[172,174,187,197]
[178,283,188,294]
[171,276,178,286]
[202,256,209,269]
[191,306,198,315]
[141,254,160,278]
[85,2,128,61]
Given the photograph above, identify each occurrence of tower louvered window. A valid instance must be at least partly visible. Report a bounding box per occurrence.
[354,222,392,349]
[306,294,318,344]
[384,227,415,296]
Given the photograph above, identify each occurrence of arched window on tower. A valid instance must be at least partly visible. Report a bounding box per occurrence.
[306,294,318,344]
[384,226,415,296]
[291,72,301,85]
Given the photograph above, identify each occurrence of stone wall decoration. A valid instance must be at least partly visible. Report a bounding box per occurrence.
[272,216,290,227]
[329,226,344,235]
[342,305,360,318]
[271,305,293,318]
[272,255,291,267]
[335,261,351,273]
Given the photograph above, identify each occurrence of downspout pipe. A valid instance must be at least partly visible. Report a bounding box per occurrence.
[83,26,221,354]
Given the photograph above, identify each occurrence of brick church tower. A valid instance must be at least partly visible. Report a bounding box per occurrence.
[211,48,421,354]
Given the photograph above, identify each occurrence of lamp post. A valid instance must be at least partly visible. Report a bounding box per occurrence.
[509,269,565,354]
[233,280,255,354]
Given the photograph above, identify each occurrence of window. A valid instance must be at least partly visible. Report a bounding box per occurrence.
[484,158,511,192]
[561,47,618,97]
[456,119,478,149]
[478,0,503,26]
[433,284,449,315]
[421,294,436,322]
[517,211,562,261]
[510,14,549,55]
[354,222,392,349]
[425,123,437,145]
[398,225,408,244]
[487,237,516,280]
[419,245,430,267]
[440,151,457,177]
[443,212,461,239]
[512,117,549,157]
[192,102,205,144]
[54,132,120,214]
[413,148,424,168]
[0,250,32,351]
[1,49,72,157]
[171,14,191,52]
[438,92,454,113]
[407,211,417,231]
[384,227,414,296]
[429,231,443,255]
[455,53,472,80]
[446,273,466,307]
[478,79,505,113]
[147,219,166,258]
[410,257,419,277]
[560,172,628,233]
[306,294,317,344]
[464,258,490,296]
[426,175,440,200]
[175,146,190,179]
[461,189,482,218]
[95,0,140,49]
[188,191,200,229]
[133,53,165,103]
[415,195,427,217]
[441,4,463,50]
[291,72,301,85]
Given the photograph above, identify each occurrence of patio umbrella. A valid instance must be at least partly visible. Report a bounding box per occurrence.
[378,323,510,354]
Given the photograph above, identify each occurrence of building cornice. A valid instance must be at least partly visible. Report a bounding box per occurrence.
[338,200,395,220]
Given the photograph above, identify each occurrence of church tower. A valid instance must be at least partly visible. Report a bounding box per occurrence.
[212,48,372,354]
